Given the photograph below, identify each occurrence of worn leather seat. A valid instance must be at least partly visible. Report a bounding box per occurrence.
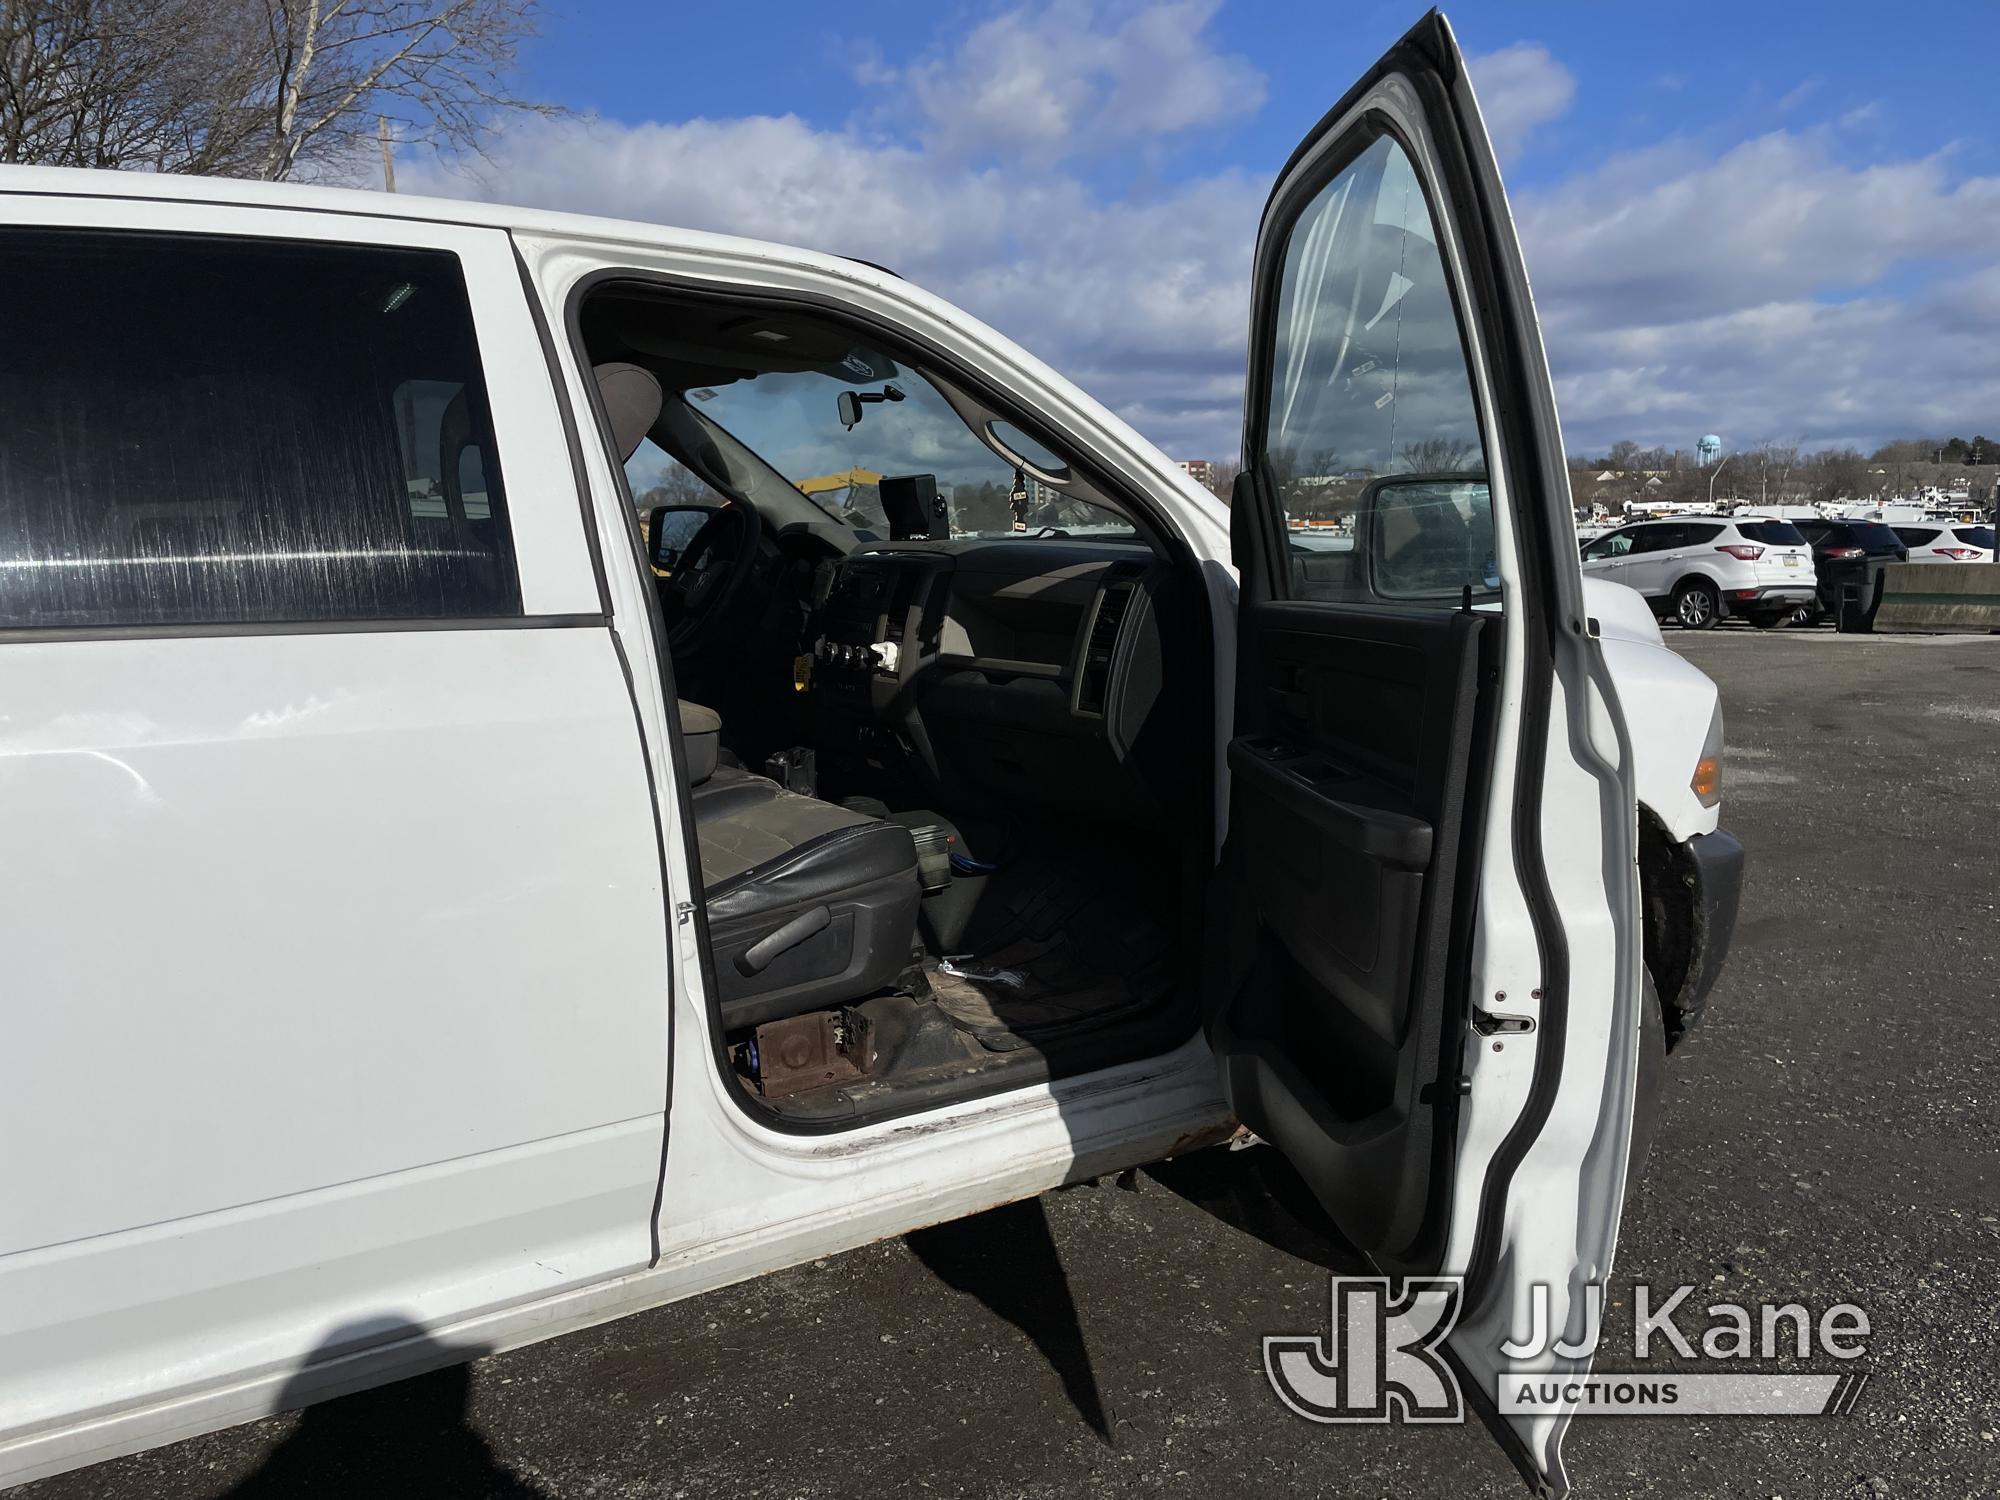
[679,702,920,1030]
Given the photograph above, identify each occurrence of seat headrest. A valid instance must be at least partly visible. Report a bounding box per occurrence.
[593,362,664,464]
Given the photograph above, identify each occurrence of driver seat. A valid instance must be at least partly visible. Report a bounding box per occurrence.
[680,702,921,1030]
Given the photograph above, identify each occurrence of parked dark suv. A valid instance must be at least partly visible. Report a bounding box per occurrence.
[1792,518,1908,624]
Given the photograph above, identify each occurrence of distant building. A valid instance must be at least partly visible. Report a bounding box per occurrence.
[1177,459,1214,487]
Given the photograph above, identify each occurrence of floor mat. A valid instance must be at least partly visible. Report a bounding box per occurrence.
[927,851,1176,1050]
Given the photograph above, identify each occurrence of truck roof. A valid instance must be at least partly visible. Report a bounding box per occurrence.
[0,162,869,282]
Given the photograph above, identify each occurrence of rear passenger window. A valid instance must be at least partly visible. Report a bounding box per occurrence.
[1684,523,1724,544]
[1630,525,1681,553]
[0,229,518,628]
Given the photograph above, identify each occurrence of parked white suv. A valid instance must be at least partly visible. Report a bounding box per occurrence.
[0,16,1742,1496]
[1581,515,1817,628]
[1890,521,1996,564]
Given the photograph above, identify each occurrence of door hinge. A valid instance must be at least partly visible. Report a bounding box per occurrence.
[675,901,696,926]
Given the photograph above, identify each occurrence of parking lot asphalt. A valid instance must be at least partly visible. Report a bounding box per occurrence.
[24,626,2000,1500]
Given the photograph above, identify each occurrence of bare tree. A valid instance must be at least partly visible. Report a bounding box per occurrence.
[253,0,556,182]
[635,461,720,512]
[1202,458,1241,503]
[1397,435,1480,474]
[1806,448,1868,505]
[0,0,553,181]
[0,0,268,171]
[1743,438,1801,508]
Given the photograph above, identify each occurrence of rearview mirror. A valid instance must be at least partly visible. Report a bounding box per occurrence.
[837,384,905,431]
[646,504,715,573]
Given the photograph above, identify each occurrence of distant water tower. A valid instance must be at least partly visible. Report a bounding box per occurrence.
[1697,434,1723,466]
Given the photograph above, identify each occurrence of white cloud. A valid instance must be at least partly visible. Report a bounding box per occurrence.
[1518,132,2000,328]
[890,0,1266,162]
[402,1,1269,458]
[1467,43,1575,162]
[1513,131,2000,451]
[407,25,2000,465]
[1547,275,2000,455]
[408,109,1261,457]
[1775,79,1822,115]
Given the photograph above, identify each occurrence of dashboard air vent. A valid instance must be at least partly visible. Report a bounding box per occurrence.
[1076,578,1136,715]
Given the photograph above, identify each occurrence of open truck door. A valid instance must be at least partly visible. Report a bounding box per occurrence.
[1207,13,1643,1493]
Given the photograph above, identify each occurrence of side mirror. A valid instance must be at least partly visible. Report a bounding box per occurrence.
[646,504,716,573]
[1356,473,1496,600]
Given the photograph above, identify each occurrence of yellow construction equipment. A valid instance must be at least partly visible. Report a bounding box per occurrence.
[795,467,882,498]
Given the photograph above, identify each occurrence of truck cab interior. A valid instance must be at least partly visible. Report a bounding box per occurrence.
[575,282,1214,1127]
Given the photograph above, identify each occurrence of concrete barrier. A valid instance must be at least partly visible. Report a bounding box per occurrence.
[1872,562,2000,633]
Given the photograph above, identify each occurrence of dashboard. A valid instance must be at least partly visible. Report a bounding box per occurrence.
[801,535,1186,822]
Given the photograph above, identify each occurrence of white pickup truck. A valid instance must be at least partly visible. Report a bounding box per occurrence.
[0,15,1738,1495]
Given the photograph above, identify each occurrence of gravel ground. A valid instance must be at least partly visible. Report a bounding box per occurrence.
[23,627,2000,1500]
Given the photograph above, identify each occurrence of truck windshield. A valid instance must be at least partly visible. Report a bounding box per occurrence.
[685,361,1132,539]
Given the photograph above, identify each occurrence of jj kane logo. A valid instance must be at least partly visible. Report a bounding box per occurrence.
[1263,1277,1465,1424]
[1265,1277,1872,1423]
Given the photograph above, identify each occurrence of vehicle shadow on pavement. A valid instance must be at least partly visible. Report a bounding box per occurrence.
[1142,1145,1371,1273]
[905,1197,1113,1442]
[224,1322,545,1499]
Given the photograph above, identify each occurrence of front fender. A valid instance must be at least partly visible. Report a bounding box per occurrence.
[1595,631,1720,844]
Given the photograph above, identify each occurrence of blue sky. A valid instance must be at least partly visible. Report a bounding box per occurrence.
[406,1,2000,461]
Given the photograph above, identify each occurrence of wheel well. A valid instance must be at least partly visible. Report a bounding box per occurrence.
[1669,572,1720,597]
[1637,806,1696,1049]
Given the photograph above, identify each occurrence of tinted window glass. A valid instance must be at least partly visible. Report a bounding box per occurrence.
[1684,523,1724,544]
[1892,526,1940,546]
[1845,521,1905,553]
[1259,133,1492,605]
[1582,529,1635,560]
[1735,521,1806,544]
[1953,526,1996,548]
[1629,525,1683,554]
[0,229,518,629]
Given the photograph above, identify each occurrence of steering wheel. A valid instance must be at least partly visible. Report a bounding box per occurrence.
[659,503,764,655]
